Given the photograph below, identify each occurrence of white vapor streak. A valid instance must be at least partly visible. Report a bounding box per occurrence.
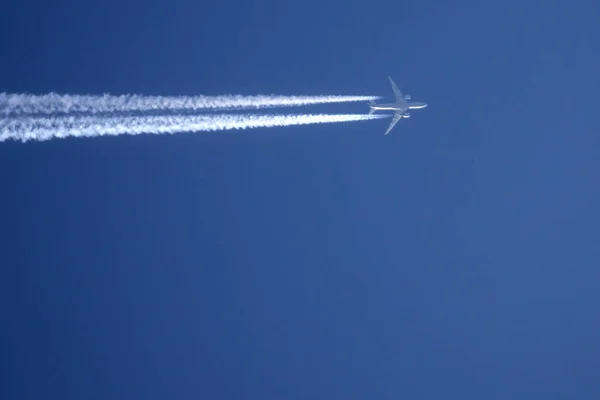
[0,113,388,142]
[0,93,382,116]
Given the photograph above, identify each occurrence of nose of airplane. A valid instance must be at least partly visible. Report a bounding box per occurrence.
[408,102,427,109]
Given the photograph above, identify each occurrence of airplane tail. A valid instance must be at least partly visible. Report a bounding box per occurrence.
[368,100,376,115]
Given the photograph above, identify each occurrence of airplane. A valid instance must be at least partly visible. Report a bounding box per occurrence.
[368,76,427,135]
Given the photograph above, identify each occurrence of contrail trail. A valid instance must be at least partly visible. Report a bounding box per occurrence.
[0,93,383,116]
[1,113,389,142]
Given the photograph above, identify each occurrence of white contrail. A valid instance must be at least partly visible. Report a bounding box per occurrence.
[0,93,382,116]
[0,113,389,142]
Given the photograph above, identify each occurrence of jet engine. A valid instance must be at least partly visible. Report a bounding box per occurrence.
[403,113,410,118]
[405,94,411,100]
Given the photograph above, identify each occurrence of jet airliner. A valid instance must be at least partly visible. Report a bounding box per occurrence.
[368,76,427,135]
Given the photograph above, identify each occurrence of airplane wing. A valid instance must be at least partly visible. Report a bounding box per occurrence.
[387,76,403,102]
[384,112,403,135]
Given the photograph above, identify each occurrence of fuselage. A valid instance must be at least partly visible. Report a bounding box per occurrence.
[371,101,427,111]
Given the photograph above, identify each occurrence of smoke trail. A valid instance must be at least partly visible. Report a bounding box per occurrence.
[0,93,382,116]
[1,113,389,142]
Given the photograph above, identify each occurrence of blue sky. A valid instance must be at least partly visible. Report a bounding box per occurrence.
[1,0,599,398]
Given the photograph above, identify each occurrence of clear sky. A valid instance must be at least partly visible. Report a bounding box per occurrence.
[1,0,599,398]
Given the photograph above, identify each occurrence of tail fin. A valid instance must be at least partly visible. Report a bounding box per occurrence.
[368,100,376,115]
